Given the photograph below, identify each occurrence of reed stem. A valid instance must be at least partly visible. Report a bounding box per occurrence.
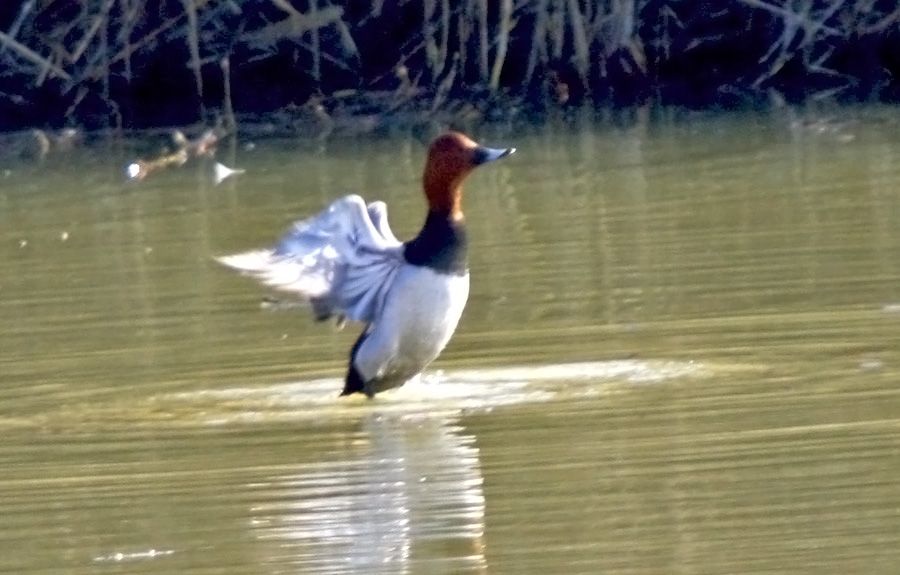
[490,0,513,91]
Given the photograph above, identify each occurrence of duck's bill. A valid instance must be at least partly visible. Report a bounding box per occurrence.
[474,146,516,165]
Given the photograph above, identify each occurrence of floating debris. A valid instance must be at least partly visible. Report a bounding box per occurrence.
[30,129,50,159]
[126,129,222,181]
[26,128,83,160]
[59,231,69,241]
[126,150,189,181]
[18,239,27,248]
[53,128,82,151]
[214,162,246,185]
[172,129,219,158]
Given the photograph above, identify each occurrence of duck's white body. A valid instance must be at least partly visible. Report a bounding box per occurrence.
[355,265,469,394]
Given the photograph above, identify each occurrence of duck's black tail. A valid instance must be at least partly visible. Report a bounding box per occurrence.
[341,365,365,396]
[340,330,368,396]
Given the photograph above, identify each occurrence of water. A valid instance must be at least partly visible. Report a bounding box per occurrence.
[2,106,900,573]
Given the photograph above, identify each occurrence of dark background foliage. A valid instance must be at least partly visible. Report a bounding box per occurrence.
[0,0,898,130]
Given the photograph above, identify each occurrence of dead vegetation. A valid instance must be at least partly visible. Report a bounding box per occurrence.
[0,1,897,129]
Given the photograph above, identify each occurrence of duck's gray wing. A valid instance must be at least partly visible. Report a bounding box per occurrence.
[217,194,404,324]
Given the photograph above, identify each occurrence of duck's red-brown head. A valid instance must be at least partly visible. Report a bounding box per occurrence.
[423,132,515,220]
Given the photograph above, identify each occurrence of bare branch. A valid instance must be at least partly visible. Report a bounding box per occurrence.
[0,31,71,81]
[243,6,344,49]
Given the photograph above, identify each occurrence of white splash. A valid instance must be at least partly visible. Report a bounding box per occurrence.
[162,360,706,426]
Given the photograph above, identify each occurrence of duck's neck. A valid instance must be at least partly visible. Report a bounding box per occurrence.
[424,171,465,219]
[403,210,468,275]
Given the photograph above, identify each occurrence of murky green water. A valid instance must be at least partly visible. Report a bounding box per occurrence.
[2,107,900,573]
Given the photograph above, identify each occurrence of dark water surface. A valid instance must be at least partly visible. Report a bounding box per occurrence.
[2,107,900,573]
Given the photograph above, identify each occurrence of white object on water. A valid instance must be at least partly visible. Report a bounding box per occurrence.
[214,162,246,185]
[126,162,142,180]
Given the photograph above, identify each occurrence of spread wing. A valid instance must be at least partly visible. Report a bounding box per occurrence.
[217,194,404,324]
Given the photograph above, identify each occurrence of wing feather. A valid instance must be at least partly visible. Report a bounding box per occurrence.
[217,195,404,323]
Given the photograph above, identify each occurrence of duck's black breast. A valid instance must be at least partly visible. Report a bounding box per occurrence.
[403,212,468,275]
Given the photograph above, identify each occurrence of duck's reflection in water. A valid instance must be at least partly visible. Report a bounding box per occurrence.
[249,414,486,574]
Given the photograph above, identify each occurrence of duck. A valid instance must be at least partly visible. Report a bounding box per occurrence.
[217,132,515,397]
